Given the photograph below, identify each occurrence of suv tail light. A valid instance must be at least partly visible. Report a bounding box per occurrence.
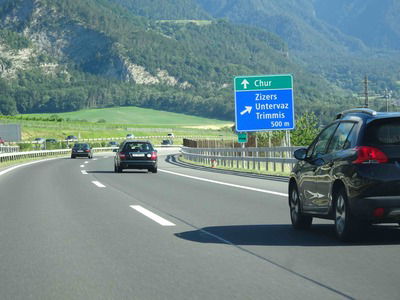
[151,151,157,160]
[85,149,90,153]
[353,146,388,164]
[119,153,126,160]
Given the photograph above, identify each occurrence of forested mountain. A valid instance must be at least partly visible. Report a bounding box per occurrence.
[314,0,400,50]
[0,0,352,121]
[0,0,399,122]
[110,0,211,20]
[194,0,400,98]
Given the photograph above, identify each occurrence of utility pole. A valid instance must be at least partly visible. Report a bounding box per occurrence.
[383,89,392,112]
[364,75,369,108]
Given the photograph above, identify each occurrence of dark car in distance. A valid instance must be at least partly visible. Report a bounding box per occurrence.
[114,140,157,173]
[289,108,400,241]
[66,135,78,141]
[161,139,173,145]
[71,143,93,159]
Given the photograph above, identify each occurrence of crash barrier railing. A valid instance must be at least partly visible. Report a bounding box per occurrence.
[14,136,225,144]
[0,145,20,153]
[180,146,302,173]
[0,147,117,164]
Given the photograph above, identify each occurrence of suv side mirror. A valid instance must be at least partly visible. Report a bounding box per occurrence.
[294,148,307,161]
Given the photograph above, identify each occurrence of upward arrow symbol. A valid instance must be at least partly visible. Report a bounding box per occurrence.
[241,79,250,89]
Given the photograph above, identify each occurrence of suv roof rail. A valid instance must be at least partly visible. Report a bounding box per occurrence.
[336,108,377,119]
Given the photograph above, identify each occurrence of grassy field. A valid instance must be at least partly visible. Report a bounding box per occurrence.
[1,106,234,141]
[23,106,232,126]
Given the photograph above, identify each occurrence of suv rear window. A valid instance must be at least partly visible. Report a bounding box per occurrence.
[365,118,400,145]
[123,142,153,152]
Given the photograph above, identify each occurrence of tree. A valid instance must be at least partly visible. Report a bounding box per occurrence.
[291,112,319,146]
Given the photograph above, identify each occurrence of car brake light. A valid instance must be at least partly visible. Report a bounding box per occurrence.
[119,153,126,160]
[373,208,385,218]
[85,149,90,152]
[151,151,157,160]
[352,146,388,164]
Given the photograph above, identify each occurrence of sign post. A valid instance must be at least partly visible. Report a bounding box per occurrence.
[234,74,295,132]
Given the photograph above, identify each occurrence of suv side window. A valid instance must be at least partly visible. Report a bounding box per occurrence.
[309,124,338,159]
[326,122,356,153]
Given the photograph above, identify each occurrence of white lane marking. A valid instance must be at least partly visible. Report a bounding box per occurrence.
[80,165,84,168]
[130,205,175,226]
[85,161,89,164]
[0,157,61,177]
[93,159,98,161]
[159,169,288,197]
[92,181,106,188]
[81,170,88,175]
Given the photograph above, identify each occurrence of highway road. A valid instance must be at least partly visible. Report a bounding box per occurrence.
[1,148,400,299]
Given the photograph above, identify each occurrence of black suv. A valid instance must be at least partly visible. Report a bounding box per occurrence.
[114,140,157,173]
[289,108,400,241]
[71,143,93,159]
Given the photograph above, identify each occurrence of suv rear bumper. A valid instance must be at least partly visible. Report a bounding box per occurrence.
[350,196,400,222]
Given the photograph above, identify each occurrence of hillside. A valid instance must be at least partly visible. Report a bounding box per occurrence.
[22,106,232,125]
[0,0,353,123]
[314,0,400,50]
[194,0,400,97]
[109,0,211,20]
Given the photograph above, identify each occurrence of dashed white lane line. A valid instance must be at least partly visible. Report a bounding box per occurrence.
[159,169,288,197]
[93,159,98,161]
[81,170,88,175]
[92,181,106,188]
[130,205,176,226]
[80,165,84,168]
[85,161,89,164]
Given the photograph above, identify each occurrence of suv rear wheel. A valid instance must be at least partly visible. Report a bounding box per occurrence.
[334,187,362,241]
[289,184,312,229]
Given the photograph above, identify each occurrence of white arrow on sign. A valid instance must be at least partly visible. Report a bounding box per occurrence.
[240,106,252,115]
[241,79,250,89]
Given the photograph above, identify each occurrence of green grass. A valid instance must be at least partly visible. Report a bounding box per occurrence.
[23,106,231,126]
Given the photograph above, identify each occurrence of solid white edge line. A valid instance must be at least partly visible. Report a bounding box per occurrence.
[130,205,175,226]
[158,169,288,197]
[81,170,88,175]
[0,157,62,177]
[92,181,106,188]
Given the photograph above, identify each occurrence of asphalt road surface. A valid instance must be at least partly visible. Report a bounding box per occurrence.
[1,148,399,300]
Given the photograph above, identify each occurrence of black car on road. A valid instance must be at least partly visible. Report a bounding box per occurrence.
[114,140,157,173]
[71,143,93,159]
[290,108,400,241]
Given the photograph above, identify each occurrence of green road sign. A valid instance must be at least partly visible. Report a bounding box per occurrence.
[238,132,248,143]
[235,74,293,91]
[234,74,295,132]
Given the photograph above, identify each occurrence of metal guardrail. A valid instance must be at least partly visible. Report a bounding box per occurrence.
[180,146,302,173]
[13,136,228,144]
[0,145,20,153]
[0,147,116,164]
